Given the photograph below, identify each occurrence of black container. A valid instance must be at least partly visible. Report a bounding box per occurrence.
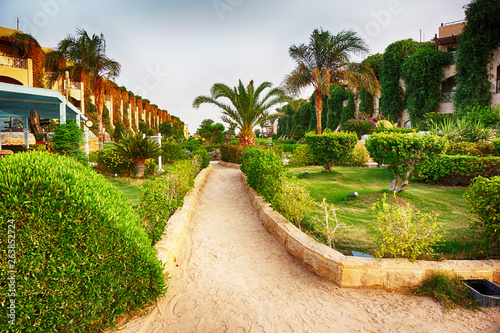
[464,279,500,307]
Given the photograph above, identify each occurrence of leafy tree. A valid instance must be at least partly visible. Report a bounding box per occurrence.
[284,28,379,134]
[198,122,225,145]
[52,120,86,164]
[159,121,173,138]
[46,28,120,149]
[193,80,290,146]
[359,53,383,115]
[197,118,215,134]
[138,121,149,134]
[113,121,126,142]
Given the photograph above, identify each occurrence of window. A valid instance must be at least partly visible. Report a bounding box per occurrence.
[441,77,456,103]
[496,66,500,93]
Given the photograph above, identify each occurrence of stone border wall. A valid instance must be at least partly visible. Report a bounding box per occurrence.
[241,173,500,290]
[155,164,213,273]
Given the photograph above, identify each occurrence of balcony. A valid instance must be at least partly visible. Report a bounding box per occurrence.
[0,55,27,69]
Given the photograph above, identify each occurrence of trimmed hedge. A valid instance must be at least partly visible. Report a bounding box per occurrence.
[0,152,166,332]
[241,148,286,203]
[413,155,500,186]
[464,176,500,246]
[374,127,415,134]
[161,142,189,163]
[305,132,358,171]
[220,144,247,164]
[139,158,201,245]
[493,138,500,155]
[446,141,497,157]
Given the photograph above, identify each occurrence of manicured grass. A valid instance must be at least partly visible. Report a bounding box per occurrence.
[288,165,494,260]
[105,164,174,207]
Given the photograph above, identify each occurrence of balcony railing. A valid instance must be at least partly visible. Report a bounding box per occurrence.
[441,91,453,103]
[0,55,27,69]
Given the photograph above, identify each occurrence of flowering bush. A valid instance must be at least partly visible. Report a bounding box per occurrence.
[343,114,386,139]
[96,148,156,175]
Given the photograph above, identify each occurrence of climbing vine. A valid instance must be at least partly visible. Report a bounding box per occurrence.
[4,32,45,88]
[401,49,453,125]
[359,54,382,115]
[379,39,431,122]
[453,0,500,114]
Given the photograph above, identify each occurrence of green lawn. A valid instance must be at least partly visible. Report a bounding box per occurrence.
[105,164,174,207]
[288,165,493,260]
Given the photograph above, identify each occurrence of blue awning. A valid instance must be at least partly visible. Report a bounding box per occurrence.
[0,82,84,120]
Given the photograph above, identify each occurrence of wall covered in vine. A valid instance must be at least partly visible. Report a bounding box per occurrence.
[453,0,500,114]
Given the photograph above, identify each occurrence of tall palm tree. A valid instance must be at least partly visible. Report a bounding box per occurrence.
[284,28,379,134]
[45,28,120,149]
[193,80,291,146]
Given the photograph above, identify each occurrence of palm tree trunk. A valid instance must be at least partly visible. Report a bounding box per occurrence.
[134,158,146,178]
[315,90,323,134]
[95,85,104,150]
[238,131,255,146]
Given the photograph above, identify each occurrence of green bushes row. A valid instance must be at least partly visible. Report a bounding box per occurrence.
[446,141,497,157]
[161,142,189,163]
[464,176,500,247]
[0,152,166,332]
[96,149,156,175]
[240,148,313,228]
[220,144,247,164]
[413,155,500,186]
[139,157,203,245]
[374,126,415,134]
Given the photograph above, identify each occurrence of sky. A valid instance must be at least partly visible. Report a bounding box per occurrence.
[0,0,470,134]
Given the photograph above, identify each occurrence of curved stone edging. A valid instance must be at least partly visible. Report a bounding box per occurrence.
[154,164,213,273]
[241,173,500,290]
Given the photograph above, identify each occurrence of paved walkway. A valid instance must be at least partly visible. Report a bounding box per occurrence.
[117,164,499,333]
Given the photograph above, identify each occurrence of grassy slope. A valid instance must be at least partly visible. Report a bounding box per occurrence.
[288,165,490,259]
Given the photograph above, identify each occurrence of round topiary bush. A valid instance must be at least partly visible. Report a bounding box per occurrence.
[0,151,167,332]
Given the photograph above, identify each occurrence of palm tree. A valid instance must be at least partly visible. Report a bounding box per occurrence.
[284,28,379,134]
[45,28,120,149]
[193,80,291,146]
[112,134,160,178]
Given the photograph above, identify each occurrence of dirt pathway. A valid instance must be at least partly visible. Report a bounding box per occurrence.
[118,164,499,333]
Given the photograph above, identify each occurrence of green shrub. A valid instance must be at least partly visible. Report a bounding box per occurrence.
[305,132,358,172]
[193,149,210,169]
[279,143,299,153]
[271,176,314,228]
[340,147,370,167]
[113,134,161,178]
[464,176,500,247]
[373,126,414,134]
[274,139,297,145]
[414,155,500,186]
[139,158,200,245]
[493,138,500,155]
[372,193,443,261]
[51,120,87,164]
[414,272,481,311]
[289,145,315,167]
[182,138,203,152]
[446,141,497,157]
[245,148,286,202]
[220,144,247,164]
[365,133,448,191]
[240,146,262,174]
[271,133,277,141]
[161,142,189,163]
[0,151,166,332]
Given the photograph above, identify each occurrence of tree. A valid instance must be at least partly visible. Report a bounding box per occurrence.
[158,121,173,138]
[198,122,225,145]
[46,29,121,149]
[112,134,160,178]
[284,28,379,134]
[197,118,215,134]
[193,80,291,146]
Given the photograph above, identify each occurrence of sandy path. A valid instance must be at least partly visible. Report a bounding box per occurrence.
[118,164,500,333]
